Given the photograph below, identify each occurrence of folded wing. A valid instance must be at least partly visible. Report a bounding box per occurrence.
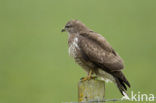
[78,32,124,72]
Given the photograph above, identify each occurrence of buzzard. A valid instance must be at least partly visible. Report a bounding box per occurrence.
[61,20,130,96]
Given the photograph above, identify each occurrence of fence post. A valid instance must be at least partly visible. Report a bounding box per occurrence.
[78,79,105,102]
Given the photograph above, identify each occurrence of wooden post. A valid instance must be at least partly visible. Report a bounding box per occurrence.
[78,79,105,102]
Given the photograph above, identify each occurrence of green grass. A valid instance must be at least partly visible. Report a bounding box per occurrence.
[0,0,156,103]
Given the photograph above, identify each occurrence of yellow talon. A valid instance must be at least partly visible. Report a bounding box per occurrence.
[81,70,92,81]
[88,70,92,78]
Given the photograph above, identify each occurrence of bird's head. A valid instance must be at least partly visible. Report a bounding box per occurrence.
[61,20,90,34]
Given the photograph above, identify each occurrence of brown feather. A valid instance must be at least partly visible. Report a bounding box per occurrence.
[64,20,130,96]
[78,32,124,71]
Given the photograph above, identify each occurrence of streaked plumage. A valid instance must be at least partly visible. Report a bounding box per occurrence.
[62,20,130,96]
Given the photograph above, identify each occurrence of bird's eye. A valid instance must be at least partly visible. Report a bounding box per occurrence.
[65,25,71,28]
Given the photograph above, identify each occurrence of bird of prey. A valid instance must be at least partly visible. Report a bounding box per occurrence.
[61,20,130,96]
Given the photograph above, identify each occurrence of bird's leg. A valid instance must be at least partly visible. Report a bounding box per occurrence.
[88,70,92,79]
[81,70,93,81]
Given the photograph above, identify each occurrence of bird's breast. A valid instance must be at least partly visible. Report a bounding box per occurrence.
[68,37,80,58]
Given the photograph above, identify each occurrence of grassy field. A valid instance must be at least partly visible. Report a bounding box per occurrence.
[0,0,156,103]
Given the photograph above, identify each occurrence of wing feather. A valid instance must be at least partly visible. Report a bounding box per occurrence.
[78,32,124,71]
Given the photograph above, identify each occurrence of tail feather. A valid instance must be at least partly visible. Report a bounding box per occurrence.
[112,71,130,96]
[118,78,127,91]
[115,78,126,95]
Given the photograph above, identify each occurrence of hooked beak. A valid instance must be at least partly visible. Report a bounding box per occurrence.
[61,28,66,32]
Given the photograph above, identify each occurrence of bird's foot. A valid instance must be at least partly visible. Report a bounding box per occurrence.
[80,76,91,81]
[80,76,97,81]
[80,70,97,81]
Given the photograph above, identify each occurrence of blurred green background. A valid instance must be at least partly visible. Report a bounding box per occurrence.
[0,0,156,103]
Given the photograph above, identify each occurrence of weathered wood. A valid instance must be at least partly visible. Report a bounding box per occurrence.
[78,79,105,102]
